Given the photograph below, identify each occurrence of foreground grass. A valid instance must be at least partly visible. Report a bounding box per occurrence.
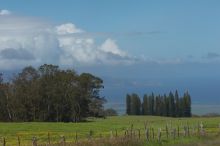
[0,116,220,145]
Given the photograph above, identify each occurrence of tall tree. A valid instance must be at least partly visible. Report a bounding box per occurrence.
[126,94,131,115]
[149,93,155,115]
[142,94,148,115]
[130,93,141,115]
[168,91,175,117]
[183,91,192,117]
[174,90,180,117]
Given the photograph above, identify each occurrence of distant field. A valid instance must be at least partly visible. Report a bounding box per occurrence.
[0,116,220,146]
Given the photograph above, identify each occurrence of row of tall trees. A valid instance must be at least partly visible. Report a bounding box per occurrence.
[0,64,105,122]
[126,90,191,117]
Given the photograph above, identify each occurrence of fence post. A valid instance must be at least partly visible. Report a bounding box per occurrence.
[144,121,147,130]
[183,126,187,137]
[130,124,133,138]
[197,122,200,136]
[3,137,6,146]
[110,130,113,139]
[47,132,51,145]
[172,128,176,139]
[177,125,180,137]
[17,136,21,146]
[60,135,66,146]
[199,122,205,136]
[157,128,161,142]
[115,129,118,137]
[75,132,78,143]
[152,128,155,140]
[166,125,169,139]
[187,122,190,136]
[145,128,149,142]
[32,137,37,146]
[138,129,141,139]
[89,130,93,139]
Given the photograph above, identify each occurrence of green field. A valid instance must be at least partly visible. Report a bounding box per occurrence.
[0,116,220,146]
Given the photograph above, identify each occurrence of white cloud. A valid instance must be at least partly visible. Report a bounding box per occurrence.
[0,11,135,70]
[0,9,11,16]
[99,39,127,57]
[56,23,84,35]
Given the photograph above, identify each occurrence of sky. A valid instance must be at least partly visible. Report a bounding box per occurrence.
[1,0,220,114]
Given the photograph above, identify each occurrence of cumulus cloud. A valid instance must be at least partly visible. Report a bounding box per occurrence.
[0,9,11,16]
[99,39,127,57]
[0,11,135,70]
[56,23,84,35]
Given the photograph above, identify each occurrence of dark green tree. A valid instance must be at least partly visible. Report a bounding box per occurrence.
[130,93,141,115]
[168,91,175,117]
[183,91,192,117]
[142,94,148,115]
[174,90,180,117]
[126,94,131,115]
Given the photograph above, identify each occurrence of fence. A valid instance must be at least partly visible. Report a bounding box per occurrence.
[1,121,220,146]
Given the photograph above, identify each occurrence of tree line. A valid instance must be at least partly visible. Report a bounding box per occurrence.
[0,64,106,122]
[126,90,192,117]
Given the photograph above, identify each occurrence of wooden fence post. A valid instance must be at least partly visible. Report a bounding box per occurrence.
[138,129,141,139]
[130,124,133,138]
[172,128,176,139]
[166,125,169,139]
[60,135,66,146]
[157,128,161,142]
[32,137,37,146]
[183,126,187,137]
[177,125,180,137]
[145,128,149,142]
[89,130,93,139]
[17,136,21,146]
[197,122,200,136]
[115,129,118,137]
[187,123,190,136]
[110,130,113,139]
[152,128,155,139]
[75,132,78,143]
[3,137,6,146]
[47,132,51,145]
[145,128,150,141]
[199,122,206,136]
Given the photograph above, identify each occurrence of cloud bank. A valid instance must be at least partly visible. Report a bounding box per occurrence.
[0,10,134,70]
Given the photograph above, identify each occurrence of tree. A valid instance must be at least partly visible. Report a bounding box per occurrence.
[0,73,10,121]
[148,93,155,115]
[79,73,105,119]
[125,91,191,117]
[0,64,105,122]
[168,91,175,117]
[126,94,131,115]
[174,90,180,117]
[183,91,192,117]
[130,93,141,115]
[142,94,148,115]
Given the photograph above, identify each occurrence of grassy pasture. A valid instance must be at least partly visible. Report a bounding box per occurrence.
[0,116,220,146]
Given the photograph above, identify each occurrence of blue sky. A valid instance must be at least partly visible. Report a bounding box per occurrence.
[1,0,220,114]
[1,0,220,61]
